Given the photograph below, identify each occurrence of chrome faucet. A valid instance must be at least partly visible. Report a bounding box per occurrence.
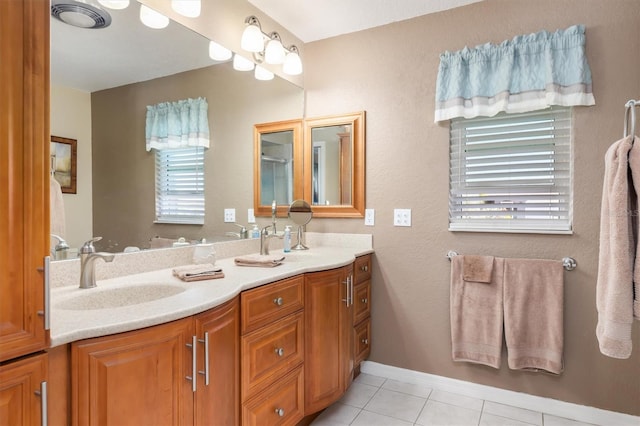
[260,225,282,255]
[225,223,248,239]
[271,200,277,234]
[79,237,115,289]
[51,234,70,260]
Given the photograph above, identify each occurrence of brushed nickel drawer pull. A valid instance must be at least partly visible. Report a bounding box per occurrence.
[360,265,368,272]
[186,336,197,392]
[361,338,368,345]
[275,408,285,417]
[198,331,210,386]
[275,347,284,357]
[273,297,284,306]
[361,298,368,304]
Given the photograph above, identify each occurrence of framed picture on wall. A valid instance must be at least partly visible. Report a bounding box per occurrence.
[50,135,77,194]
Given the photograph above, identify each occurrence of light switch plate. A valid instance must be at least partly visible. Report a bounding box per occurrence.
[247,208,256,223]
[393,208,411,227]
[364,209,375,226]
[224,208,236,223]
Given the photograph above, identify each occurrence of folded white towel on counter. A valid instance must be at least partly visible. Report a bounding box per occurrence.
[234,254,285,267]
[172,264,224,282]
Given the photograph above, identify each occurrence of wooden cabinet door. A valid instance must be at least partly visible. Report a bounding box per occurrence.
[0,0,50,363]
[72,319,194,426]
[194,298,240,426]
[0,353,48,426]
[304,265,353,414]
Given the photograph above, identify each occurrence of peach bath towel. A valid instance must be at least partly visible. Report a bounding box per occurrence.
[172,264,224,282]
[450,255,504,368]
[503,258,564,374]
[596,136,636,359]
[629,138,640,322]
[463,255,494,283]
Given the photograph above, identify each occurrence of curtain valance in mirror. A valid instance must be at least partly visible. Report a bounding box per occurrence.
[146,97,210,150]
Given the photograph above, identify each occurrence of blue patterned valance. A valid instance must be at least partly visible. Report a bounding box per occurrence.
[435,25,595,122]
[146,97,210,151]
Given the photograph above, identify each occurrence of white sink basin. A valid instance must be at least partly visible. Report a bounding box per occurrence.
[55,284,186,310]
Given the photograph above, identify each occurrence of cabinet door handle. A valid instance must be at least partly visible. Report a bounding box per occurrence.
[198,331,210,386]
[361,298,368,304]
[360,265,368,272]
[342,277,349,305]
[186,336,197,392]
[273,297,284,306]
[34,381,48,426]
[275,408,285,417]
[348,275,354,307]
[361,338,369,345]
[275,347,284,357]
[37,256,51,330]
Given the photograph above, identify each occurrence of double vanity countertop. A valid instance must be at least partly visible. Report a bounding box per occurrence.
[49,233,373,347]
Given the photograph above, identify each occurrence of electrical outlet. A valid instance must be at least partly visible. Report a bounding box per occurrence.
[364,209,375,226]
[224,208,236,223]
[393,208,411,227]
[247,208,256,223]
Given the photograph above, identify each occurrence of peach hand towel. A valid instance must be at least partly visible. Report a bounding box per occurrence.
[172,264,224,282]
[234,254,285,267]
[596,136,635,359]
[463,255,494,283]
[629,138,640,321]
[450,255,503,368]
[504,258,564,374]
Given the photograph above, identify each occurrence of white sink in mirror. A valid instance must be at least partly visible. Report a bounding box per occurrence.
[55,283,186,311]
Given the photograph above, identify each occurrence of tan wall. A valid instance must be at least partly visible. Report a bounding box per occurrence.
[50,85,93,250]
[303,0,640,416]
[90,62,302,251]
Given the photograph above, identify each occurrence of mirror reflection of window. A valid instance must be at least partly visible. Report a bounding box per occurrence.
[260,130,294,205]
[310,125,352,206]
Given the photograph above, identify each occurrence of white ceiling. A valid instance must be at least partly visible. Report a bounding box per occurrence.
[51,0,482,93]
[248,0,483,43]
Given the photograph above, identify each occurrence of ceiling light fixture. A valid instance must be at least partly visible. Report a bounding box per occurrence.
[171,0,201,18]
[140,4,169,29]
[239,16,303,78]
[233,54,255,72]
[97,0,129,10]
[208,41,232,61]
[254,65,274,81]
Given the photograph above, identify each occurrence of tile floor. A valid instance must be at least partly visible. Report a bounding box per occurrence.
[311,373,601,426]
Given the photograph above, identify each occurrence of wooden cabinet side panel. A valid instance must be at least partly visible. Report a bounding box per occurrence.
[195,297,240,426]
[0,0,49,363]
[71,319,194,426]
[48,345,71,426]
[0,353,48,426]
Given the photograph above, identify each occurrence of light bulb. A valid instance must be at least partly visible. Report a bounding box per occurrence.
[171,0,201,18]
[264,38,285,64]
[98,0,129,9]
[241,23,264,53]
[254,66,274,81]
[233,54,255,71]
[208,41,232,61]
[140,5,169,29]
[283,50,303,75]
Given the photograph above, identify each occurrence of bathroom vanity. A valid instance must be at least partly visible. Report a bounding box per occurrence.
[47,243,372,426]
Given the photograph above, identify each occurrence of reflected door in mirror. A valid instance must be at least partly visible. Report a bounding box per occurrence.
[311,126,352,206]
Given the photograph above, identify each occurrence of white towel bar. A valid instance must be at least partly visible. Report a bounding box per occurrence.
[446,250,577,271]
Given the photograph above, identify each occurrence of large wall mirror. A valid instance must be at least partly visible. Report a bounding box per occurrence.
[254,111,365,218]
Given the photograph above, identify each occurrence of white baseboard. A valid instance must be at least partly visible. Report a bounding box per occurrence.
[360,361,639,426]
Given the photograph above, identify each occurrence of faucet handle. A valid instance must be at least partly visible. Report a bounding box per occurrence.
[80,237,102,254]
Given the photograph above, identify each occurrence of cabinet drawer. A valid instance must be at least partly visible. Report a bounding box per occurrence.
[241,275,304,334]
[353,280,371,325]
[242,366,304,426]
[241,312,304,400]
[354,319,371,366]
[354,255,371,284]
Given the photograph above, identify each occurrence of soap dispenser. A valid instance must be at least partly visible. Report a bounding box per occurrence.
[283,226,292,253]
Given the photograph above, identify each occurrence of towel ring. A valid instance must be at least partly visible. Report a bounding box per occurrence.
[624,99,637,140]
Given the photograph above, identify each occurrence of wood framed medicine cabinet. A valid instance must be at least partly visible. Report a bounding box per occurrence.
[254,111,365,218]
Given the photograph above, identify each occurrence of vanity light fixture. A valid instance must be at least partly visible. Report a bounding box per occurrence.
[209,40,232,61]
[254,65,274,81]
[171,0,201,18]
[233,54,255,72]
[140,4,169,29]
[240,16,303,77]
[97,0,129,9]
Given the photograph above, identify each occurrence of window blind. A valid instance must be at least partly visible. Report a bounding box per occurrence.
[155,147,205,224]
[449,107,572,233]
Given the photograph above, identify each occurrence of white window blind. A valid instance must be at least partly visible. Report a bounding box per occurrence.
[449,107,572,234]
[155,147,205,224]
